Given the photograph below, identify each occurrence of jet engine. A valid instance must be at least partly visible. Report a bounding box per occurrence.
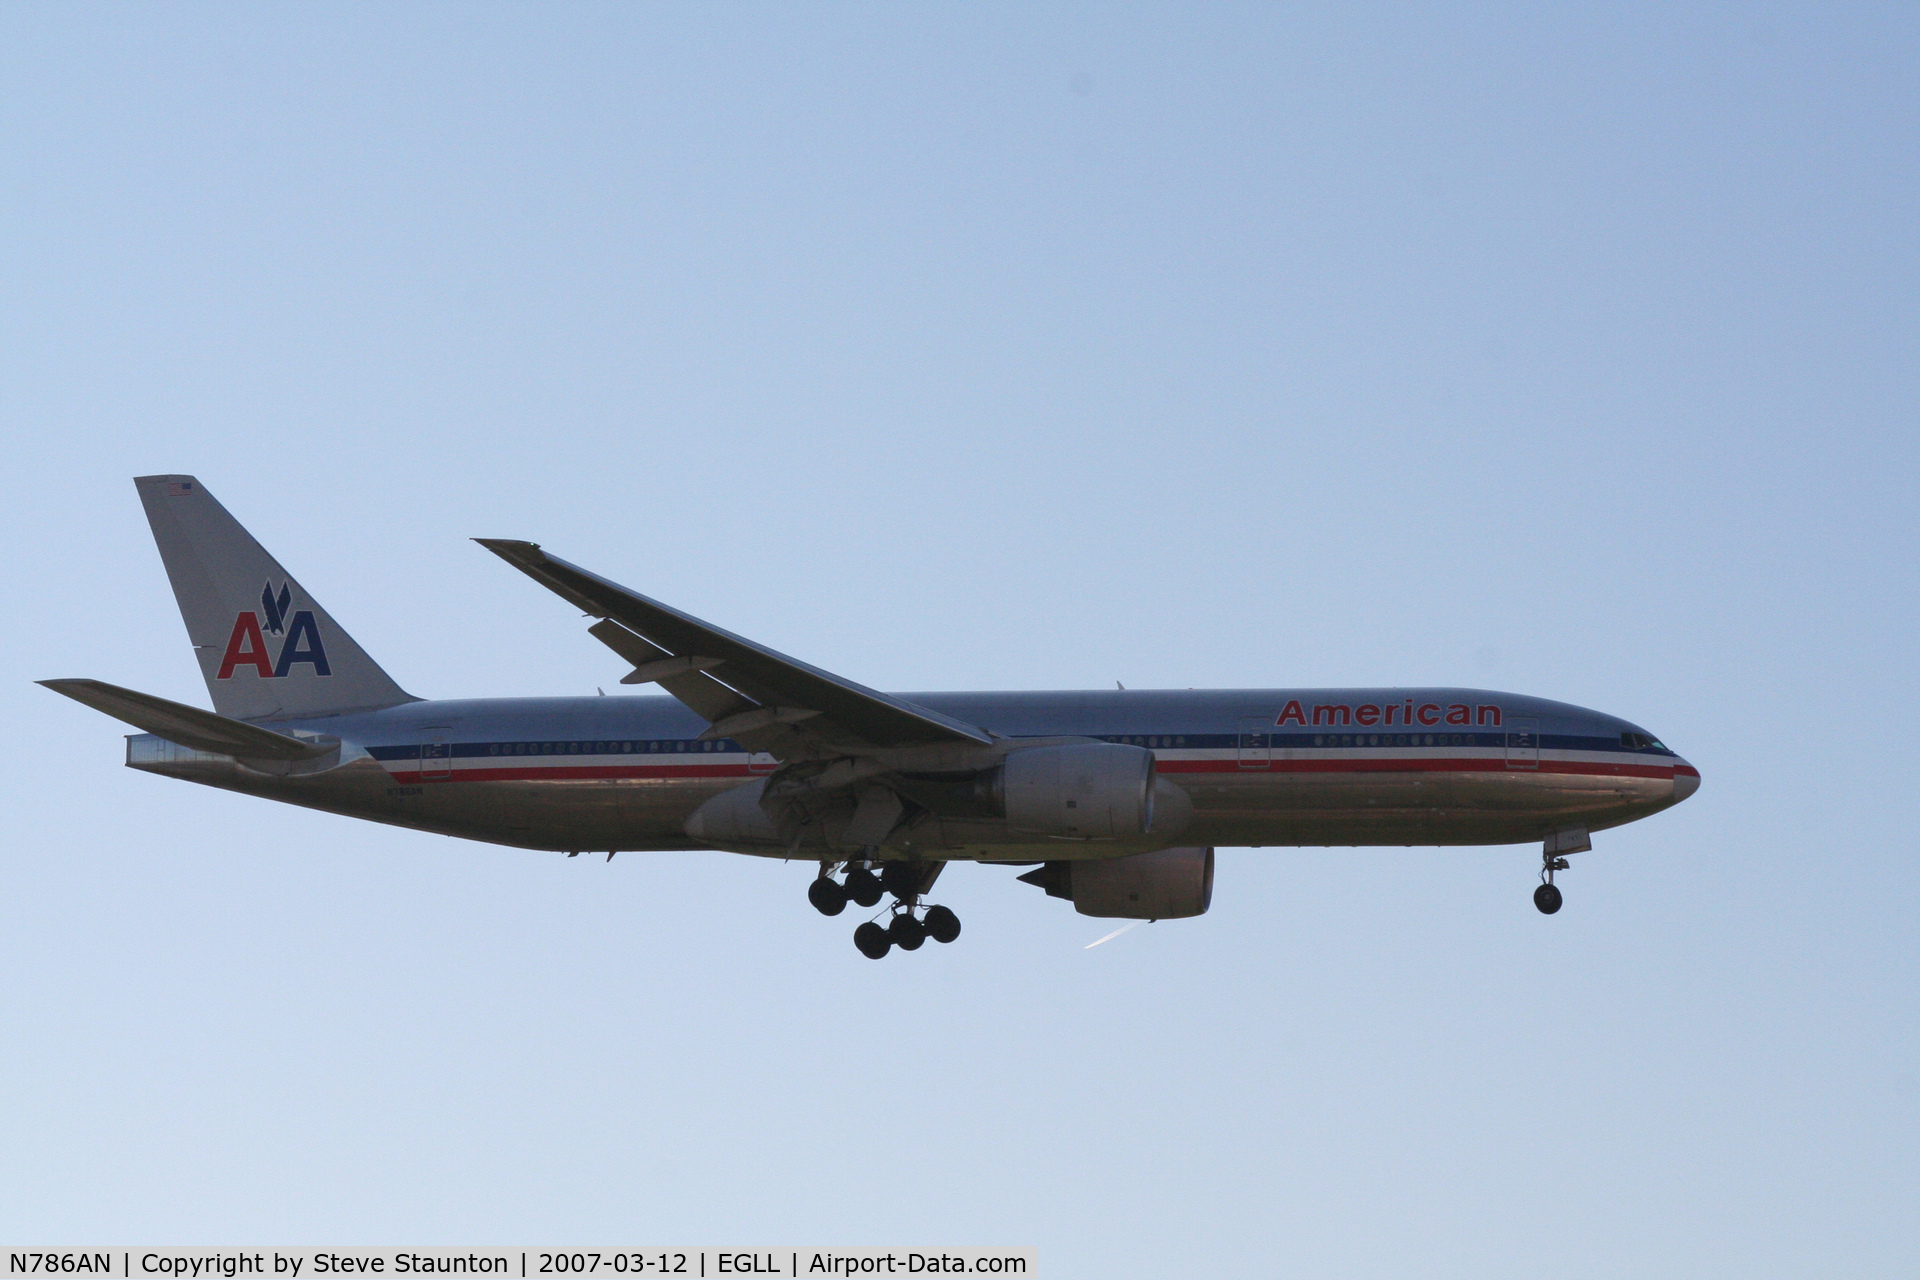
[1017,846,1215,919]
[985,742,1156,839]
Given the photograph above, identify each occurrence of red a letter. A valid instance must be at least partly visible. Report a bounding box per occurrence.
[1277,700,1307,726]
[217,613,275,679]
[1445,704,1471,725]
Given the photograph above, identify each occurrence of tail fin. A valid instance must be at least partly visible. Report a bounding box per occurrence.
[135,475,416,720]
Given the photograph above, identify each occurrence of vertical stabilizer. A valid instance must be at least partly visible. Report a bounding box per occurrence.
[135,475,416,720]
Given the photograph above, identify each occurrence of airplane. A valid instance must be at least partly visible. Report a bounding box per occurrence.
[42,476,1700,958]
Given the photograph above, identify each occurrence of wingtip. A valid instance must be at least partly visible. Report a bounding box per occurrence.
[473,538,546,562]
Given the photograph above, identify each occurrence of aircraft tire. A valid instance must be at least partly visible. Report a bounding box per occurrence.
[845,868,884,908]
[924,905,961,944]
[1533,883,1563,915]
[808,876,849,916]
[854,921,891,959]
[879,861,918,899]
[889,913,927,951]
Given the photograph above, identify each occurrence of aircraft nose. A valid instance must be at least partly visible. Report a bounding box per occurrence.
[1672,761,1700,803]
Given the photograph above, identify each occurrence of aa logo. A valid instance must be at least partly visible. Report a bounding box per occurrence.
[216,581,331,679]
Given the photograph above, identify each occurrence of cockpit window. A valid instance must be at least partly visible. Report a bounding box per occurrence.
[1620,732,1665,750]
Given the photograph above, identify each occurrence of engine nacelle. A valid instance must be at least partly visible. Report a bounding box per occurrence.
[989,742,1156,839]
[1018,846,1215,919]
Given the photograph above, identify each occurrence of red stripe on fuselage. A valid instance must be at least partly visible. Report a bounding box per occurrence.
[384,756,1679,784]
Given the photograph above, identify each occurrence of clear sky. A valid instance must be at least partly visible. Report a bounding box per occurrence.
[3,4,1915,1276]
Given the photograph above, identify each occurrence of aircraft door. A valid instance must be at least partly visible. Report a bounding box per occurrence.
[1237,716,1272,770]
[421,726,453,782]
[1505,717,1540,770]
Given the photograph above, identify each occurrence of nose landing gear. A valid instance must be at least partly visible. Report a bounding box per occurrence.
[1534,829,1590,914]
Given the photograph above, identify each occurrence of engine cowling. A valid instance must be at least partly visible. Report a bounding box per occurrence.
[1018,846,1215,919]
[990,742,1156,839]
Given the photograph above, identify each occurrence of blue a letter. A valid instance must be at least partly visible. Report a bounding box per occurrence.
[273,610,332,676]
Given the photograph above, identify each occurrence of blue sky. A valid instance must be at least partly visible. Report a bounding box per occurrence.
[3,5,1915,1276]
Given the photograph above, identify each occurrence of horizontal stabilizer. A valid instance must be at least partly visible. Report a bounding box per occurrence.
[38,678,335,760]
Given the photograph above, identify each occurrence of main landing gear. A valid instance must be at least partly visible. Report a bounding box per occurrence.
[810,860,962,958]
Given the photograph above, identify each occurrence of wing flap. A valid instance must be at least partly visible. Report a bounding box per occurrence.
[587,619,754,724]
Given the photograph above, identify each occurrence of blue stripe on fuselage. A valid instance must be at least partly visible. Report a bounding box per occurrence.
[362,729,1674,761]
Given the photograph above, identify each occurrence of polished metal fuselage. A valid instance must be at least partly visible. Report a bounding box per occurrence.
[126,687,1696,860]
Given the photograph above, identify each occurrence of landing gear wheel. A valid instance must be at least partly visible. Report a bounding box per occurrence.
[808,876,849,916]
[853,921,891,959]
[888,913,927,951]
[844,867,884,908]
[880,861,919,900]
[1536,851,1570,915]
[923,905,961,944]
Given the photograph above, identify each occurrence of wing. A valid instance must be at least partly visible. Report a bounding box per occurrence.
[474,540,994,759]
